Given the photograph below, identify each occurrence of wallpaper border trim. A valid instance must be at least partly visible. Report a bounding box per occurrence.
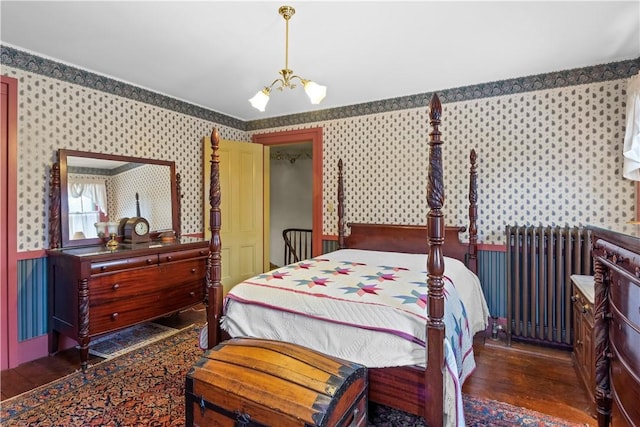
[0,45,246,131]
[247,58,640,130]
[2,44,638,131]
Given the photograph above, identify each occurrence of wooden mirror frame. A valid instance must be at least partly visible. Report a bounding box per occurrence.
[49,149,181,249]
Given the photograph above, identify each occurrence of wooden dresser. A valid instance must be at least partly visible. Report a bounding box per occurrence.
[571,274,595,416]
[590,226,640,427]
[47,237,208,370]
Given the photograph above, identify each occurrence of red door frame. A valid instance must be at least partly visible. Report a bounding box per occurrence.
[1,75,19,370]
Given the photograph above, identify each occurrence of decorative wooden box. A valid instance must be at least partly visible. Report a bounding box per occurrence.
[185,337,367,426]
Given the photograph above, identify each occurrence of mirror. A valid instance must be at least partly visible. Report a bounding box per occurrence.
[52,149,179,248]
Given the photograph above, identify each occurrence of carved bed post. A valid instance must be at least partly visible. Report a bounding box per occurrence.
[49,160,61,249]
[592,240,611,427]
[206,128,224,349]
[337,159,345,249]
[425,93,445,427]
[468,149,478,274]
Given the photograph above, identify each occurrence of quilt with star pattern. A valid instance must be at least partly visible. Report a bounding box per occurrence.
[225,254,477,382]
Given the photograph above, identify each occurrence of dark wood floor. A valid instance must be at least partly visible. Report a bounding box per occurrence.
[464,334,595,426]
[1,306,595,425]
[0,305,207,401]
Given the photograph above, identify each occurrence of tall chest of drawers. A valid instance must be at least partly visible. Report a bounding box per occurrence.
[590,226,640,427]
[47,237,208,370]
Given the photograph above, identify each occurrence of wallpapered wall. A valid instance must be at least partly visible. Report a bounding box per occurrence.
[2,51,638,250]
[2,65,249,251]
[110,164,174,231]
[258,80,633,244]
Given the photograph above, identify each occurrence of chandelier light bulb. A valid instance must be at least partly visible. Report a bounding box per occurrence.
[303,81,327,104]
[249,89,270,112]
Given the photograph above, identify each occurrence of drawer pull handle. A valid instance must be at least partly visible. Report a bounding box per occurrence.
[191,268,196,273]
[190,291,195,297]
[199,250,206,255]
[146,259,153,264]
[571,295,578,302]
[112,283,120,290]
[582,305,588,314]
[111,313,119,320]
[166,256,173,261]
[346,407,359,427]
[101,266,107,271]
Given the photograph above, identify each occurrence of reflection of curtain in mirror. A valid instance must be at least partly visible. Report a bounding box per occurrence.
[623,72,640,180]
[67,179,108,239]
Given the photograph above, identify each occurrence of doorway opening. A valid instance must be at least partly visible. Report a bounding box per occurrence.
[252,128,323,268]
[268,142,313,268]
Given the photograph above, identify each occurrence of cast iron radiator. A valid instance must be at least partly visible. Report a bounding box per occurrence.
[505,225,592,347]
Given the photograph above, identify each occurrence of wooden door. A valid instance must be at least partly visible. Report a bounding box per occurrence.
[204,138,264,294]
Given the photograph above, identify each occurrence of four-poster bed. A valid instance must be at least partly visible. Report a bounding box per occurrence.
[203,94,488,426]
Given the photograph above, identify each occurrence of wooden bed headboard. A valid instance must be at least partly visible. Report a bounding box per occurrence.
[343,223,467,257]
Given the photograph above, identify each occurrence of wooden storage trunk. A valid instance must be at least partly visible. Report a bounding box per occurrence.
[185,337,367,427]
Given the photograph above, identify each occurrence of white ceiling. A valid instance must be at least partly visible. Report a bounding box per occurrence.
[1,1,639,122]
[66,156,129,169]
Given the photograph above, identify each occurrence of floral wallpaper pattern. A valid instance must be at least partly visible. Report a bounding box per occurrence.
[2,64,247,250]
[2,45,638,249]
[259,81,633,244]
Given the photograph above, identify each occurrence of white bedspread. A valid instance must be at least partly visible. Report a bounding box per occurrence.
[323,249,490,339]
[220,249,490,427]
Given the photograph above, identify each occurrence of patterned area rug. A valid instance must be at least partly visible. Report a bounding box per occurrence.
[87,321,181,359]
[1,325,584,426]
[369,398,585,427]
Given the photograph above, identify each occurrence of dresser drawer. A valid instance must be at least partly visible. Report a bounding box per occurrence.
[610,308,640,384]
[610,348,640,425]
[89,280,204,336]
[89,267,164,305]
[90,259,205,305]
[158,258,207,286]
[571,291,593,318]
[91,254,158,274]
[159,247,208,264]
[609,273,640,330]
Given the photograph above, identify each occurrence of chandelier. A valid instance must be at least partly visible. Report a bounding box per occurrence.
[249,5,327,112]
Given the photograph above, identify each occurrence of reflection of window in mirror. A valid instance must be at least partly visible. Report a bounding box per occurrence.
[67,176,108,239]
